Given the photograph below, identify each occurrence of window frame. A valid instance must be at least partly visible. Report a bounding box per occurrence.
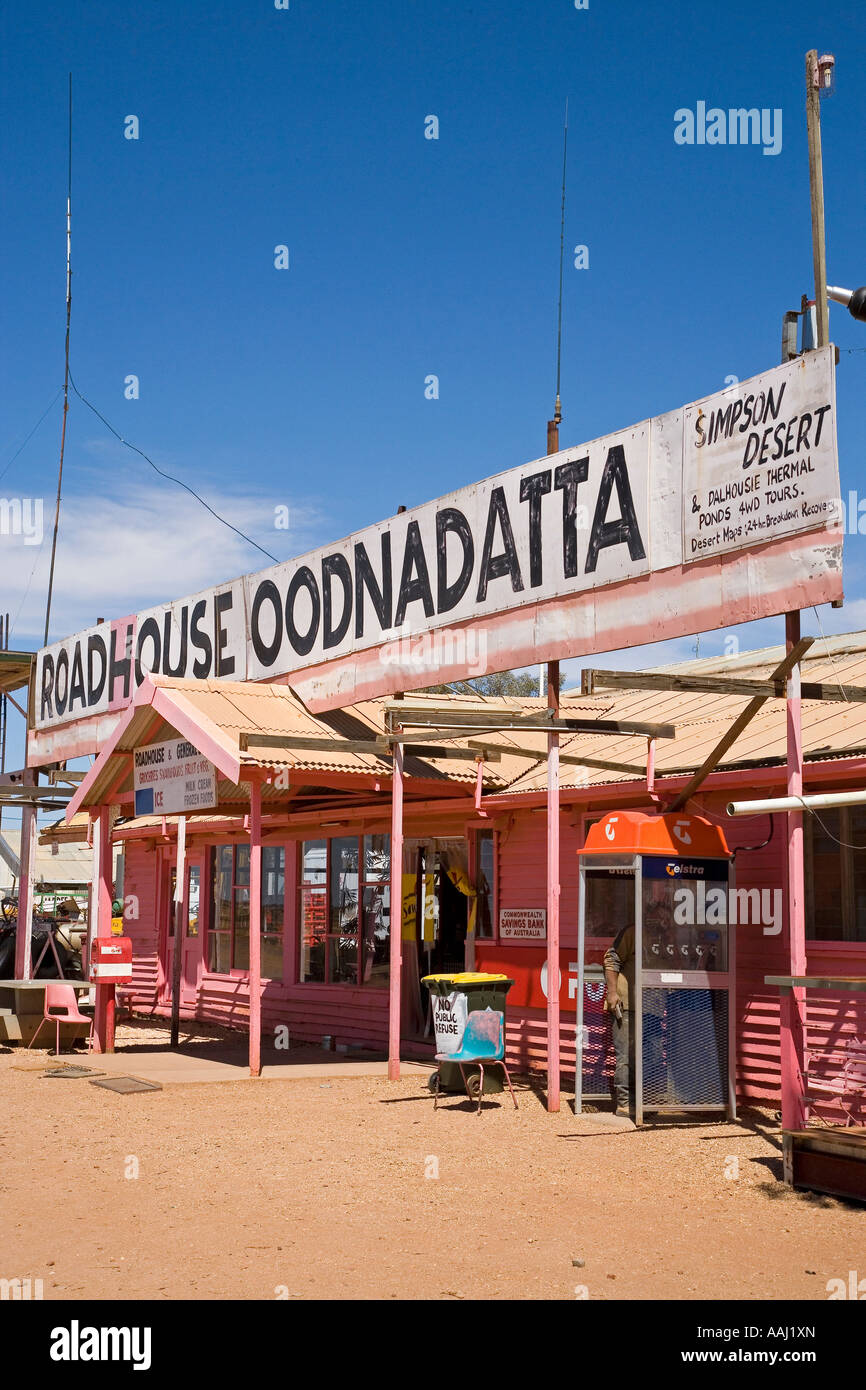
[474,827,496,941]
[805,807,866,944]
[206,841,287,980]
[298,833,391,987]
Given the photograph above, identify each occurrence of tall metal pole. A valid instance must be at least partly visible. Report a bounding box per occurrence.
[44,73,73,646]
[546,659,561,1112]
[13,804,38,980]
[543,106,568,1111]
[248,787,262,1077]
[781,612,807,1131]
[776,47,830,1127]
[805,50,829,349]
[547,101,568,455]
[169,816,186,1050]
[92,804,115,1053]
[388,741,405,1080]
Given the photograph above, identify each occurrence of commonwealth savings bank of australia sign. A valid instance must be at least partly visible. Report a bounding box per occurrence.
[31,349,842,760]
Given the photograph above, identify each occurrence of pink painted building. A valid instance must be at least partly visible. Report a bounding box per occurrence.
[56,631,866,1111]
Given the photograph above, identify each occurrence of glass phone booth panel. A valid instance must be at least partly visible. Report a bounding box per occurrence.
[638,855,735,1121]
[576,855,637,1113]
[577,810,736,1125]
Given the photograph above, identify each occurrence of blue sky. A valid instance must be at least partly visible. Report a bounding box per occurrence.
[1,0,865,781]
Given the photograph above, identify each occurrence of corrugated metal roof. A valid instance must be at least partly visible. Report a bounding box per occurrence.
[1,828,119,886]
[503,638,866,794]
[0,649,34,695]
[69,676,519,816]
[66,632,866,816]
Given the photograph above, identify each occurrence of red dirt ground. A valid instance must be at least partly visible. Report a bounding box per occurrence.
[1,1027,863,1301]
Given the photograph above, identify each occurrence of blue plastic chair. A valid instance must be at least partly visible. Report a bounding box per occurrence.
[434,1008,518,1115]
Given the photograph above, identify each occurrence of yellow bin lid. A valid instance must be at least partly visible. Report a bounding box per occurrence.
[422,972,510,984]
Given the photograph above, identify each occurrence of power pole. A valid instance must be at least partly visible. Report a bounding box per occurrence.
[44,73,73,646]
[805,50,829,349]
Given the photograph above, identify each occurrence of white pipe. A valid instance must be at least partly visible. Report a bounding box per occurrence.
[827,285,852,306]
[727,788,866,816]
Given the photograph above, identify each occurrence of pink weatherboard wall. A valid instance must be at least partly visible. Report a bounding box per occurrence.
[116,779,866,1106]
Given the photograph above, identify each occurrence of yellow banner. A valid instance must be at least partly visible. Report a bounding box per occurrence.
[401,873,417,941]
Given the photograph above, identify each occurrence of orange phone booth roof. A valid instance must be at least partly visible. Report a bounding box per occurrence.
[579,809,731,859]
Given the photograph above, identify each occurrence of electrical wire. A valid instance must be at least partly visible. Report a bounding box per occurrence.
[11,534,48,639]
[67,369,279,565]
[811,605,849,703]
[731,815,775,856]
[798,800,866,851]
[0,386,64,487]
[730,793,866,851]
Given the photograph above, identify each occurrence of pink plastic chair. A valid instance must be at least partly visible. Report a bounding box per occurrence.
[805,1036,866,1127]
[27,983,93,1056]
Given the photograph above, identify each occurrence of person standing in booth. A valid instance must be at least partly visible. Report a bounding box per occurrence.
[603,887,675,1116]
[603,929,634,1117]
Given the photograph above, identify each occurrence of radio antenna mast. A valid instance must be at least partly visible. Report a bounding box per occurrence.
[44,72,72,647]
[547,99,568,456]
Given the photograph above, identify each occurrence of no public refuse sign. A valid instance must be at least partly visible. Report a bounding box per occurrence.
[431,992,468,1055]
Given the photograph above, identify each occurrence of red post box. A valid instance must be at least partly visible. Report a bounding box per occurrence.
[89,936,133,983]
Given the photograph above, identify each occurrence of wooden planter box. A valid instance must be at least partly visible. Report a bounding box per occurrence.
[783,1127,866,1203]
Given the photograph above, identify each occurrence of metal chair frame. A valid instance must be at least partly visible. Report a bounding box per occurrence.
[433,1008,518,1115]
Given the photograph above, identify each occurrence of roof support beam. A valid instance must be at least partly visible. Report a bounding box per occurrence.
[238,731,501,762]
[464,740,646,777]
[387,714,677,739]
[666,637,814,812]
[582,666,866,703]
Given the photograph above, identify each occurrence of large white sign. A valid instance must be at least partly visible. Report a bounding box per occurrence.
[683,363,837,559]
[133,738,217,816]
[32,350,841,744]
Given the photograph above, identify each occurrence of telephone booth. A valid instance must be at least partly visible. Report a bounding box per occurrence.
[576,810,736,1124]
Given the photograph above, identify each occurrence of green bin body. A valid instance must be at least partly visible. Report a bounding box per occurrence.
[422,973,514,1093]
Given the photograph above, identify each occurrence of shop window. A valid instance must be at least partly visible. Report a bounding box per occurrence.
[806,809,866,942]
[207,844,286,977]
[299,834,390,986]
[262,847,285,980]
[187,865,200,937]
[475,830,495,938]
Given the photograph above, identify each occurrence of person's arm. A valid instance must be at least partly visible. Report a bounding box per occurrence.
[603,966,620,1013]
[602,944,622,1015]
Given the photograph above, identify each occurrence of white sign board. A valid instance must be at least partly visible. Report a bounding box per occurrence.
[431,991,468,1055]
[133,738,217,817]
[499,908,547,941]
[682,359,837,559]
[32,350,841,755]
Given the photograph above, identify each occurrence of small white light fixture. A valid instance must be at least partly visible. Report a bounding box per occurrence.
[815,52,835,95]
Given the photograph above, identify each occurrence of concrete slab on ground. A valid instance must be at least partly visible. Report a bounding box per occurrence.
[36,1047,435,1085]
[570,1110,636,1134]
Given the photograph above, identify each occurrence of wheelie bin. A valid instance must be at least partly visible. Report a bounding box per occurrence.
[422,972,514,1095]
